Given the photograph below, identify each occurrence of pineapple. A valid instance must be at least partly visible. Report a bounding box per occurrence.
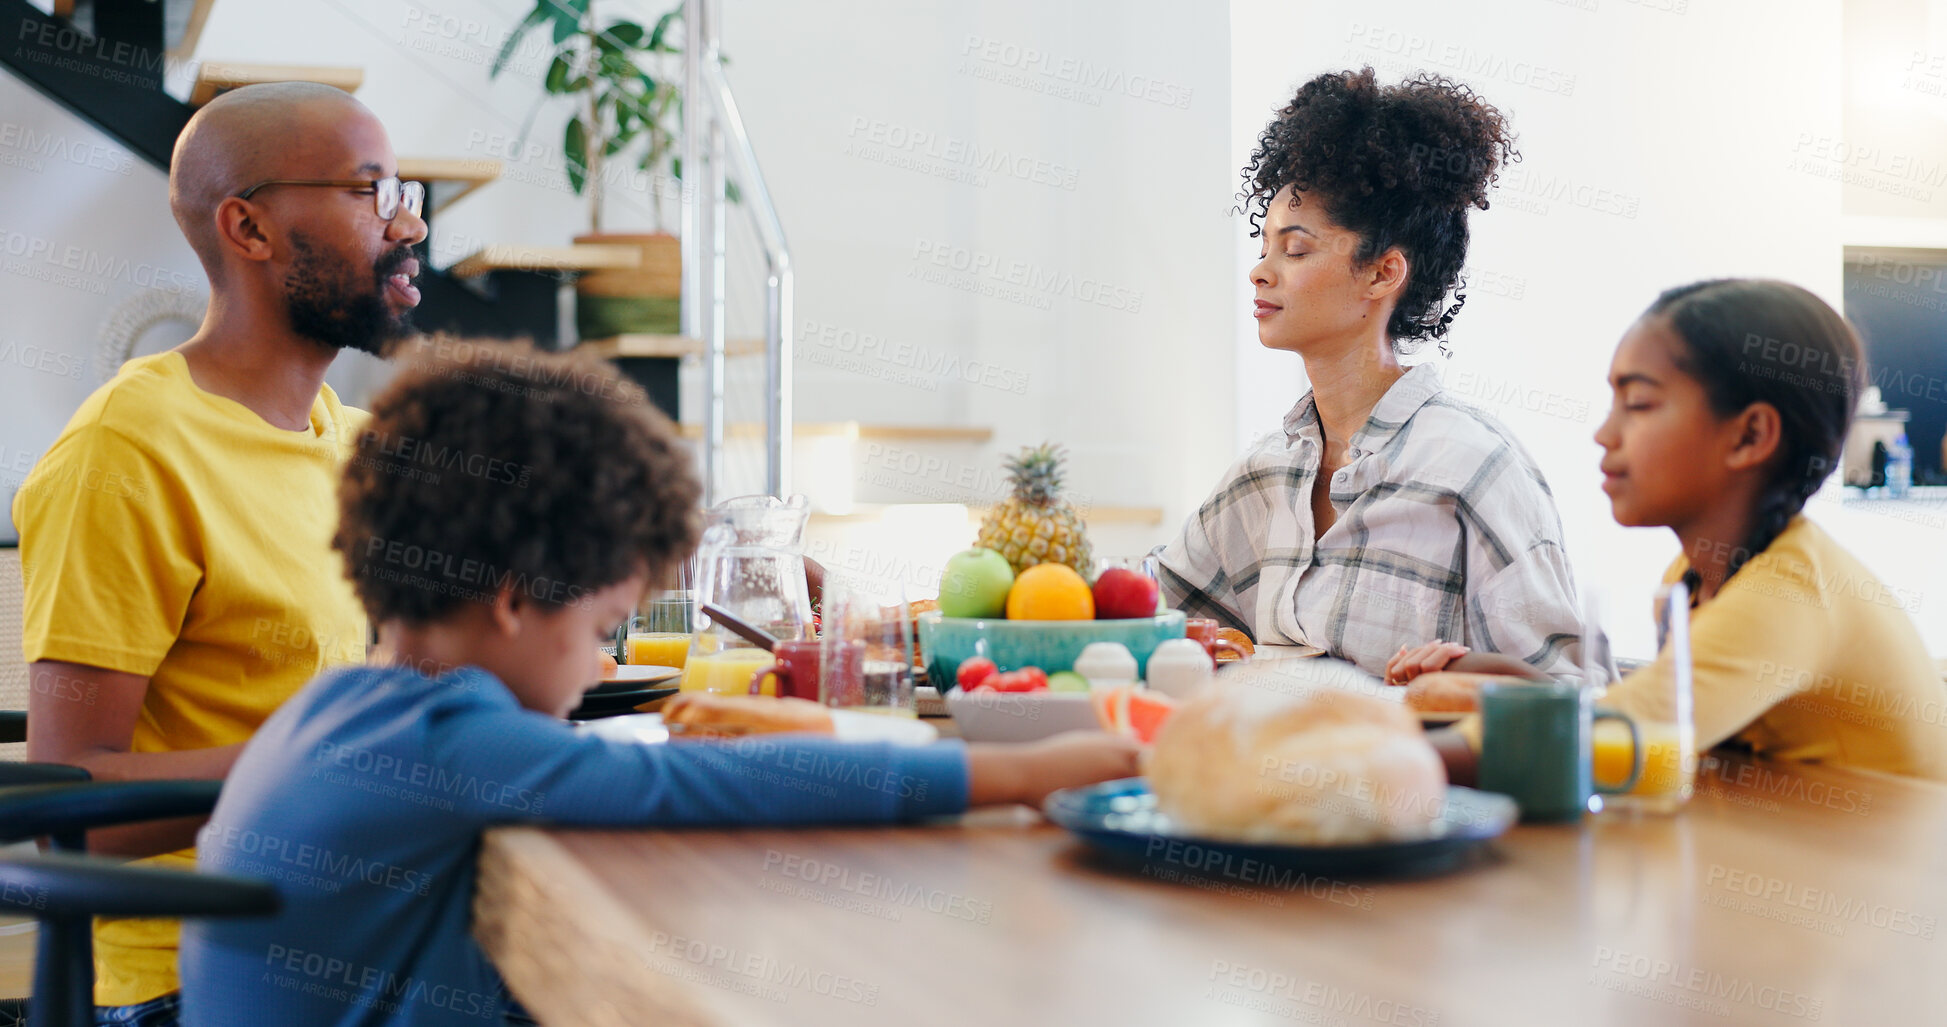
[977,443,1093,576]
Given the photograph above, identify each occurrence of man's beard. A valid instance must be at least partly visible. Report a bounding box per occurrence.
[284,232,415,356]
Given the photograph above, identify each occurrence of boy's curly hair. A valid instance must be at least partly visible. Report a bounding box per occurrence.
[333,339,701,623]
[1241,67,1516,349]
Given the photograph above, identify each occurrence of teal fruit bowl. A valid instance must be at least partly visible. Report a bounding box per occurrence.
[919,610,1187,687]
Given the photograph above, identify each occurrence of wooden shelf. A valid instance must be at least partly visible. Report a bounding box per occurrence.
[581,335,766,360]
[448,244,641,280]
[397,157,504,215]
[809,503,1164,526]
[857,425,992,443]
[973,504,1162,526]
[677,423,993,444]
[1841,216,1947,251]
[189,62,364,106]
[170,0,217,59]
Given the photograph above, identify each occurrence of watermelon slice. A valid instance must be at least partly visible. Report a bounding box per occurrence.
[1090,686,1177,743]
[1125,690,1177,744]
[1090,687,1127,734]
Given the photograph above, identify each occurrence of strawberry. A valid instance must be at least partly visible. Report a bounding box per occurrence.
[955,657,1000,692]
[988,668,1049,693]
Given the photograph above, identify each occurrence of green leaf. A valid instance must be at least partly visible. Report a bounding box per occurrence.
[549,8,580,44]
[544,52,573,93]
[619,89,655,122]
[725,178,741,204]
[670,155,681,181]
[564,117,589,194]
[605,123,639,156]
[600,20,645,48]
[648,8,680,51]
[490,4,548,79]
[598,50,635,79]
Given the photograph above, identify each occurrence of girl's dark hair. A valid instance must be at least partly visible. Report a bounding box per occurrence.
[1240,67,1515,350]
[1646,279,1864,582]
[334,340,702,624]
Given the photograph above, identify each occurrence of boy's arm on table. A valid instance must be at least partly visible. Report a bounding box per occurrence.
[26,660,242,857]
[432,709,1140,827]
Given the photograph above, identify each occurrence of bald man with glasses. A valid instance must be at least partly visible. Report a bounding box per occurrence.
[13,82,427,1025]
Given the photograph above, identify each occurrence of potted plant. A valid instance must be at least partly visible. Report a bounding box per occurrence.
[493,0,694,340]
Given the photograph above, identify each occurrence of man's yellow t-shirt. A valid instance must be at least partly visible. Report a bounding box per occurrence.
[13,350,367,1006]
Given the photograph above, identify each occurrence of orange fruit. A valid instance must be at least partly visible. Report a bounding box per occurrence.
[598,650,618,678]
[1005,563,1095,620]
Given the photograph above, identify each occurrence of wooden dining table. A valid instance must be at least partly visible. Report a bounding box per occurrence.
[475,663,1947,1026]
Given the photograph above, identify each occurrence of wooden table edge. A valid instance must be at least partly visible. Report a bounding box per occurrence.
[475,826,730,1026]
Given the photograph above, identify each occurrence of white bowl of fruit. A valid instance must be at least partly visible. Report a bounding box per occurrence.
[943,660,1101,742]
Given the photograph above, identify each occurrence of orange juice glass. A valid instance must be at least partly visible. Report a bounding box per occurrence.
[681,647,779,696]
[1592,718,1694,813]
[627,632,692,669]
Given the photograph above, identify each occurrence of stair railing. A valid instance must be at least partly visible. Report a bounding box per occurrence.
[682,0,792,504]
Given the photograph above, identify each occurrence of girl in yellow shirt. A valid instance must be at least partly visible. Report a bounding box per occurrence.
[1399,279,1947,780]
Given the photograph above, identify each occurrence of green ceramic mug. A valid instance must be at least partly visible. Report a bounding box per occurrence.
[1479,679,1642,822]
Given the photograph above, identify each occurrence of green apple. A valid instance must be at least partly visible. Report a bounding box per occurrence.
[938,547,1015,618]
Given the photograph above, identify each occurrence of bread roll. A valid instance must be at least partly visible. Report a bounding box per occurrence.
[1404,672,1497,714]
[1214,627,1255,663]
[1147,686,1445,844]
[663,693,835,738]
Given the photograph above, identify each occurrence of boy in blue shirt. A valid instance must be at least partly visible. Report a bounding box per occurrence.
[179,344,1138,1026]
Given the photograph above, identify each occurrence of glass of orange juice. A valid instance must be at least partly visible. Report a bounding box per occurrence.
[680,637,780,696]
[1593,717,1692,812]
[1595,582,1697,813]
[627,632,692,670]
[625,591,694,669]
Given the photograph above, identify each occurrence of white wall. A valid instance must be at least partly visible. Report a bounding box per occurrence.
[184,0,1239,532]
[1229,0,1868,658]
[4,0,1238,557]
[0,74,202,544]
[711,0,1235,536]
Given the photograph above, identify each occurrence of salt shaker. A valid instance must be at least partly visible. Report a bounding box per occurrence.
[1145,638,1214,700]
[1073,642,1138,691]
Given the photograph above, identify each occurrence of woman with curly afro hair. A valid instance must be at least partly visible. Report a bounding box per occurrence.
[1154,67,1596,681]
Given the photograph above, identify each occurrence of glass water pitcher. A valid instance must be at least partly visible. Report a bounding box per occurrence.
[682,495,816,693]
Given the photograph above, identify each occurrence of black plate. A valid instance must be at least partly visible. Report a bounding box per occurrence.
[569,686,679,721]
[589,667,683,693]
[1044,777,1517,879]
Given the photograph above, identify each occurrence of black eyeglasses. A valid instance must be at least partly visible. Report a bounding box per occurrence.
[235,175,425,221]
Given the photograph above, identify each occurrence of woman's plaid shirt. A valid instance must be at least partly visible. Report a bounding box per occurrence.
[1155,363,1589,679]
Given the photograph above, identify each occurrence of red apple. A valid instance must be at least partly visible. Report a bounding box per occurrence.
[1092,567,1161,619]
